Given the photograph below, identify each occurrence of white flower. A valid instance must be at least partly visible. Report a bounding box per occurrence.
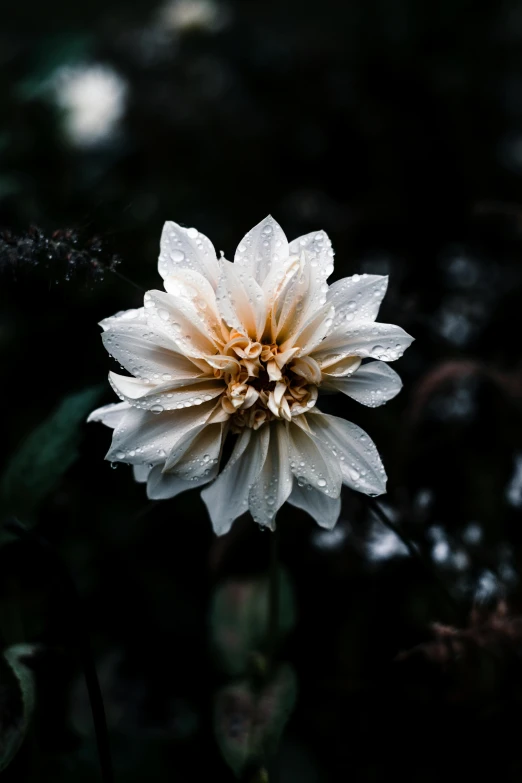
[89,216,413,534]
[53,64,127,147]
[158,0,229,32]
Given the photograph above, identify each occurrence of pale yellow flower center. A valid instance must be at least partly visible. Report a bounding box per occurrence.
[207,329,320,431]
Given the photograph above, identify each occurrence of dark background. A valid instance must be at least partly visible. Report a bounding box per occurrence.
[2,0,522,780]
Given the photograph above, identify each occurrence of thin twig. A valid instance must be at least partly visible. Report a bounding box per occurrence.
[367,499,462,621]
[5,518,114,783]
[110,268,145,293]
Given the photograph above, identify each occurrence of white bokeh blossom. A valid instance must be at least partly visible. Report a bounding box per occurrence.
[89,216,413,534]
[53,64,127,147]
[158,0,230,33]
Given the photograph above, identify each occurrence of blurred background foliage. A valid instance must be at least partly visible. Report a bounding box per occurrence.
[2,0,522,779]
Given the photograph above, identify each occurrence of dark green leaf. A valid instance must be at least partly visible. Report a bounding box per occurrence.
[210,570,297,676]
[214,664,297,778]
[0,386,103,520]
[0,644,37,772]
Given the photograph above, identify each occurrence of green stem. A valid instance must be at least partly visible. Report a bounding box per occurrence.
[266,524,280,673]
[5,518,114,783]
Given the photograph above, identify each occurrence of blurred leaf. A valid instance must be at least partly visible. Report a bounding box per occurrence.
[0,176,21,198]
[210,570,296,676]
[0,385,103,521]
[17,33,93,100]
[0,644,37,773]
[214,664,297,778]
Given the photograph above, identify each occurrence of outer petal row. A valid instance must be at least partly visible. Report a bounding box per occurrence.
[312,322,413,365]
[158,221,220,288]
[322,360,402,407]
[200,409,387,536]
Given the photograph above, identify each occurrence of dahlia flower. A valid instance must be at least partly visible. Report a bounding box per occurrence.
[89,217,413,534]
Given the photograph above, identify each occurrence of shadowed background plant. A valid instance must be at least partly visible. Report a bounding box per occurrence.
[2,0,522,780]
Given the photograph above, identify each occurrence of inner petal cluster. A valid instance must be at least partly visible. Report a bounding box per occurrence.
[208,329,319,430]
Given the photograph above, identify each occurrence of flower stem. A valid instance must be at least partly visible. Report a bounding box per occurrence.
[367,499,462,621]
[266,524,280,673]
[5,518,114,783]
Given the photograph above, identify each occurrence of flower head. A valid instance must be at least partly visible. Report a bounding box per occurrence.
[89,216,413,534]
[53,64,127,147]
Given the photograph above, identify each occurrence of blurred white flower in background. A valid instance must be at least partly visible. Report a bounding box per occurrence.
[506,453,522,508]
[366,503,409,562]
[89,216,413,534]
[312,524,350,551]
[52,64,127,147]
[158,0,230,33]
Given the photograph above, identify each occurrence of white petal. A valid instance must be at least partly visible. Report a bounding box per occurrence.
[291,357,322,384]
[320,356,361,379]
[164,422,226,476]
[108,373,154,400]
[133,464,151,483]
[216,260,266,340]
[325,361,402,407]
[326,274,388,327]
[144,289,221,358]
[272,255,329,345]
[234,215,289,286]
[281,302,334,355]
[109,371,224,411]
[248,422,293,529]
[105,399,219,464]
[261,256,299,313]
[287,421,342,497]
[287,482,341,529]
[147,463,218,500]
[306,412,387,496]
[99,307,146,331]
[158,221,220,288]
[201,426,270,535]
[102,325,206,383]
[87,401,131,428]
[288,229,334,288]
[312,322,413,364]
[162,268,222,332]
[271,259,309,342]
